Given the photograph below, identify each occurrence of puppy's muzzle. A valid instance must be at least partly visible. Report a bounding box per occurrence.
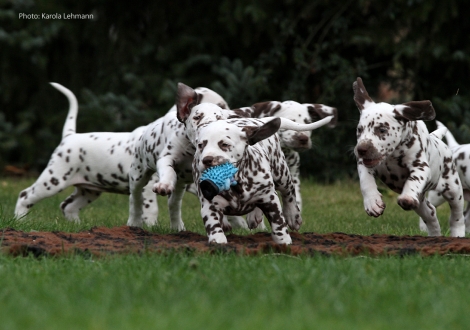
[201,155,227,168]
[355,140,382,168]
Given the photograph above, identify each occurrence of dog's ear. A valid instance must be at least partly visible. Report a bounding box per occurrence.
[228,108,252,119]
[306,104,338,128]
[353,77,374,111]
[176,83,202,123]
[394,101,435,121]
[251,102,281,117]
[243,118,281,146]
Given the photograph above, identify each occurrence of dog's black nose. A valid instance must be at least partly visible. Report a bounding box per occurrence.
[356,145,368,156]
[202,156,214,167]
[297,135,309,144]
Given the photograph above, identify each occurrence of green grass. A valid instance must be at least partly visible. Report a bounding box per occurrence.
[0,177,466,330]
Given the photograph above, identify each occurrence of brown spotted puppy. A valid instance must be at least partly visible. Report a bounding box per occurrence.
[353,77,465,237]
[236,101,337,214]
[184,109,333,244]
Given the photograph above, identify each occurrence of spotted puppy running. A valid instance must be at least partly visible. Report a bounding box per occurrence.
[353,77,465,237]
[177,99,334,244]
[235,101,337,228]
[15,83,226,226]
[127,83,249,231]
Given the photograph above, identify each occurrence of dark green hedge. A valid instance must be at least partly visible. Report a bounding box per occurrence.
[1,0,470,181]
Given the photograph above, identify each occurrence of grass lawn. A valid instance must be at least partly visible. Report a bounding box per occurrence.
[0,177,467,330]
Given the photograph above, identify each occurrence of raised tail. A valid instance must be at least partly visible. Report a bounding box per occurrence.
[50,82,78,138]
[260,115,334,131]
[430,126,447,141]
[435,120,460,147]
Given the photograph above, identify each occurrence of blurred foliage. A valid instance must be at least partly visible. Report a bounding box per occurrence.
[1,0,470,181]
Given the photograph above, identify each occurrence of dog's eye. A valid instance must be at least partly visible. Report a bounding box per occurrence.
[218,141,231,150]
[374,126,388,135]
[193,115,201,121]
[197,143,203,150]
[357,127,363,134]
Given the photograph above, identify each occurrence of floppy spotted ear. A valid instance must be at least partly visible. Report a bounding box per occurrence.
[251,101,282,117]
[394,101,435,121]
[228,108,252,119]
[243,118,281,146]
[353,77,374,111]
[306,104,338,128]
[176,83,202,123]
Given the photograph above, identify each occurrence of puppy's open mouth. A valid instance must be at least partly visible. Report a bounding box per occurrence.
[362,158,381,168]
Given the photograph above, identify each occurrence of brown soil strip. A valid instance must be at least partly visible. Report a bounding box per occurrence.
[1,226,470,257]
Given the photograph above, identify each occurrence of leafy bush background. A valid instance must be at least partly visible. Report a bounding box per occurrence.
[1,0,469,181]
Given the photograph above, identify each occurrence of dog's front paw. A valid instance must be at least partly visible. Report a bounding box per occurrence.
[246,208,264,229]
[170,220,186,231]
[363,195,385,217]
[208,232,228,244]
[286,213,302,231]
[271,232,292,245]
[397,195,419,210]
[127,217,143,228]
[152,182,174,196]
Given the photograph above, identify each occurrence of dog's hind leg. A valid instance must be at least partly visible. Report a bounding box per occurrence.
[274,169,302,231]
[414,199,441,236]
[60,187,102,222]
[141,179,159,226]
[287,151,303,212]
[441,180,465,237]
[128,167,155,228]
[419,190,446,232]
[14,166,72,219]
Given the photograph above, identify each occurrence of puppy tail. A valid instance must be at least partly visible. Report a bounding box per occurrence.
[261,115,334,131]
[50,82,78,138]
[435,120,460,147]
[430,126,447,141]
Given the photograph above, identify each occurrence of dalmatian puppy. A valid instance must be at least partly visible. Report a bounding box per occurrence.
[127,83,249,230]
[236,101,337,218]
[353,77,465,237]
[185,100,338,230]
[15,83,226,226]
[422,121,470,232]
[179,101,334,244]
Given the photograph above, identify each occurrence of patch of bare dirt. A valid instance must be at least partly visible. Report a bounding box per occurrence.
[2,226,470,257]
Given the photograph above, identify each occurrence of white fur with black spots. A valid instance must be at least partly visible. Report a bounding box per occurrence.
[353,77,465,237]
[185,107,333,244]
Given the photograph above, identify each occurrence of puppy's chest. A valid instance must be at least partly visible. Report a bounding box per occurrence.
[216,164,275,213]
[374,139,436,193]
[374,163,411,193]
